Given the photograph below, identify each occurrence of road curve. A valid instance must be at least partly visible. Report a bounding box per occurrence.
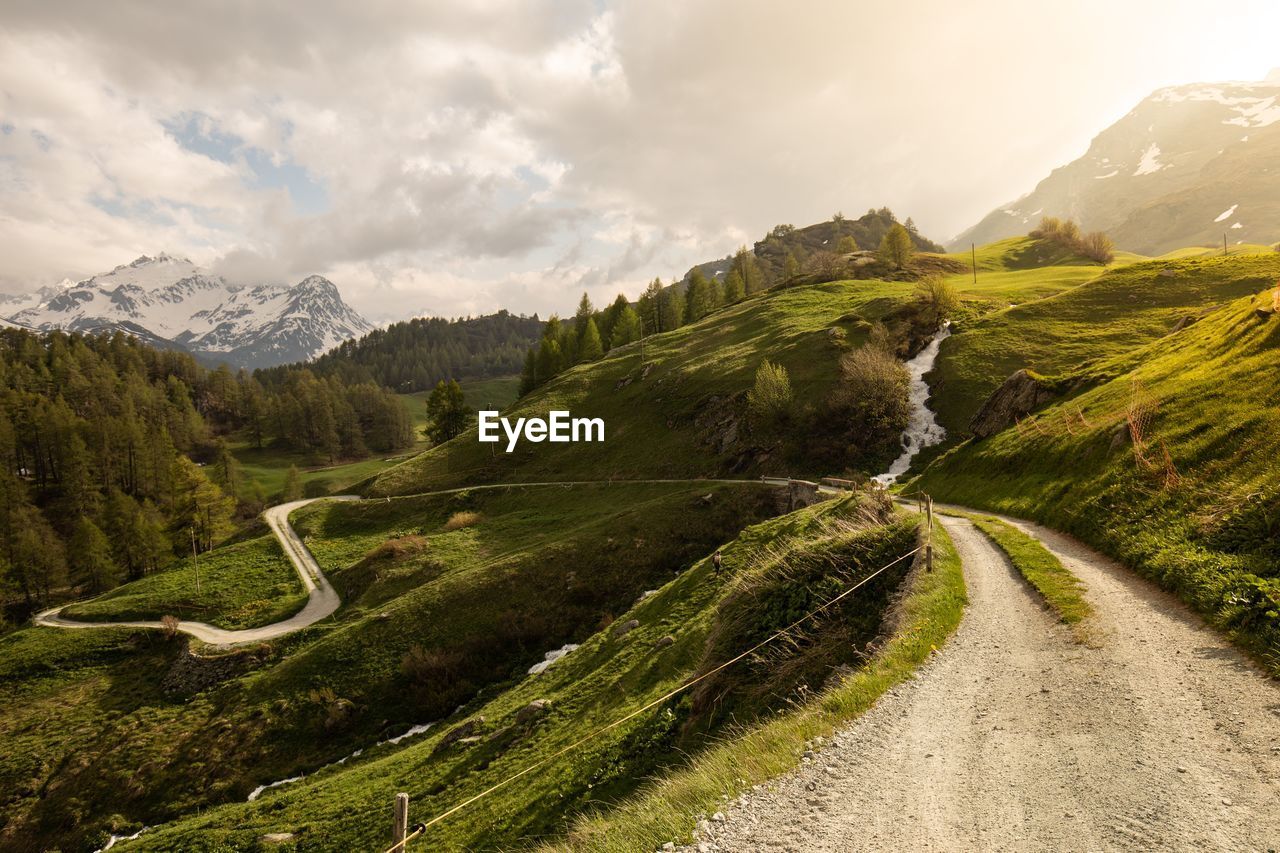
[687,511,1280,851]
[34,497,357,645]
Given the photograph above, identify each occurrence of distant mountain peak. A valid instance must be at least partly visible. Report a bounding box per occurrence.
[2,259,373,368]
[953,78,1280,254]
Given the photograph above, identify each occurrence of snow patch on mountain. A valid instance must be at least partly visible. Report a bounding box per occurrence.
[1214,204,1239,222]
[3,256,373,368]
[1132,143,1166,176]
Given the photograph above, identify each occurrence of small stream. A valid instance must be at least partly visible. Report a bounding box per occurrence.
[873,322,952,485]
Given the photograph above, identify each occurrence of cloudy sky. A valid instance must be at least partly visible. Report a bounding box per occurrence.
[2,1,1279,323]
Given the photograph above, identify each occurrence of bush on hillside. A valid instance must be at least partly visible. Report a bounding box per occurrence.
[746,359,795,433]
[1031,216,1115,264]
[912,276,960,327]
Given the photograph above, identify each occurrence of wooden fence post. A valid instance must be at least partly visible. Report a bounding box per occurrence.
[926,543,934,573]
[393,792,409,850]
[926,496,933,531]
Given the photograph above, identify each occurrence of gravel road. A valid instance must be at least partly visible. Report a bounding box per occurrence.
[688,514,1280,852]
[34,497,354,645]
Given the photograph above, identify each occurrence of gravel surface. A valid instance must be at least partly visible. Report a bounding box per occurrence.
[682,514,1280,852]
[34,497,354,645]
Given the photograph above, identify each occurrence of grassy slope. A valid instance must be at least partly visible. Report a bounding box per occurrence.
[129,495,924,851]
[916,288,1280,671]
[61,534,307,630]
[229,377,520,500]
[931,251,1280,434]
[366,280,918,496]
[554,513,966,852]
[0,484,777,851]
[967,515,1093,642]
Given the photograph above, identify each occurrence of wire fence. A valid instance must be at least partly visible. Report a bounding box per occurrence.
[382,533,929,851]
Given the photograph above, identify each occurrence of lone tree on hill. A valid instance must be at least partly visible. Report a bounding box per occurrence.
[425,379,468,444]
[879,222,914,268]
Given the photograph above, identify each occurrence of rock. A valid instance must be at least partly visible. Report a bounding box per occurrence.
[711,812,725,822]
[433,717,485,754]
[486,724,516,743]
[515,699,552,724]
[1109,422,1131,453]
[613,618,640,637]
[260,833,295,844]
[654,635,675,649]
[662,843,676,851]
[1157,267,1177,278]
[969,369,1060,438]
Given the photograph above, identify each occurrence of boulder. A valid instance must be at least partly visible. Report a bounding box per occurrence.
[515,699,552,724]
[432,716,485,754]
[969,369,1059,438]
[654,635,675,649]
[612,618,640,637]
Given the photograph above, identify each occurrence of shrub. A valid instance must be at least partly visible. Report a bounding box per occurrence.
[1030,216,1114,263]
[444,511,482,531]
[746,360,794,433]
[160,614,181,640]
[912,276,960,327]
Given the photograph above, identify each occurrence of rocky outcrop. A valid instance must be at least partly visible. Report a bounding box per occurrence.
[161,640,269,695]
[969,369,1059,439]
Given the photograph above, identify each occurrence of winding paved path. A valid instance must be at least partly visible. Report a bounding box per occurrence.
[34,497,356,645]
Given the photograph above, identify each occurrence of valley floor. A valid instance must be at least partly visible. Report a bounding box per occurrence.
[688,513,1280,851]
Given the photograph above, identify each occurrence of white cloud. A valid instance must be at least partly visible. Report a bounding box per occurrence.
[3,0,1280,320]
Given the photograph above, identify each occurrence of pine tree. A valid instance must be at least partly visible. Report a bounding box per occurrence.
[879,222,914,268]
[660,284,685,331]
[579,318,604,361]
[723,269,745,304]
[425,379,468,444]
[638,278,664,334]
[171,456,235,553]
[732,246,767,295]
[685,269,712,323]
[69,518,120,593]
[608,306,643,348]
[572,293,596,358]
[210,438,241,499]
[519,348,538,396]
[282,465,304,503]
[784,252,801,281]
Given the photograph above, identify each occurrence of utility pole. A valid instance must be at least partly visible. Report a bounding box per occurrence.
[1224,233,1228,256]
[971,243,978,285]
[191,525,201,595]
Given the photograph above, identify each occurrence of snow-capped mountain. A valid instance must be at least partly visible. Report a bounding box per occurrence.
[4,254,374,368]
[953,74,1280,255]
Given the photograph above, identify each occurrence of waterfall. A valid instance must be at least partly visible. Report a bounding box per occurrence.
[873,322,952,485]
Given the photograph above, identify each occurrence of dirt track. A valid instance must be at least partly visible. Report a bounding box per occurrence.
[34,497,353,645]
[690,514,1280,851]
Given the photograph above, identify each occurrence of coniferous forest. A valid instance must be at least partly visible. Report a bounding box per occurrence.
[0,327,413,618]
[267,310,544,393]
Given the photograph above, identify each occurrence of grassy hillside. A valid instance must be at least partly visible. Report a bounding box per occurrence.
[118,492,922,851]
[230,377,519,501]
[916,287,1280,671]
[0,484,779,851]
[367,279,928,496]
[930,252,1280,434]
[61,533,306,630]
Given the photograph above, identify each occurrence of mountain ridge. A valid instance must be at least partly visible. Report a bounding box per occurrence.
[953,78,1280,254]
[3,255,374,368]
